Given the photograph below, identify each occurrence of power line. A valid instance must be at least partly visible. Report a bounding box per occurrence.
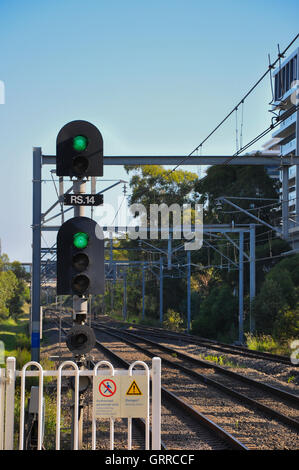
[127,35,299,210]
[192,102,299,187]
[167,33,299,175]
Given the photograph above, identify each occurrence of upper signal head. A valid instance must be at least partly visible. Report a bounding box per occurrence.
[56,120,103,177]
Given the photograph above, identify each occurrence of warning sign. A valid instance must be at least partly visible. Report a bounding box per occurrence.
[99,379,117,397]
[93,374,149,419]
[121,376,148,418]
[126,380,142,396]
[93,376,121,418]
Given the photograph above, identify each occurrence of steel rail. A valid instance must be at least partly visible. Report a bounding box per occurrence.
[129,326,296,366]
[95,318,297,367]
[93,327,248,450]
[50,312,248,450]
[93,324,299,432]
[47,313,167,451]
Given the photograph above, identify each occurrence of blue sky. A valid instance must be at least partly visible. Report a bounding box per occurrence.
[0,0,298,261]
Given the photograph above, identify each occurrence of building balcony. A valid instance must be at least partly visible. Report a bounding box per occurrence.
[272,86,298,113]
[281,137,296,156]
[272,112,296,139]
[289,166,297,179]
[288,192,296,207]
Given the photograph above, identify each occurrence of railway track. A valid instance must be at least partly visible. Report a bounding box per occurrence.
[47,313,248,450]
[92,328,248,450]
[45,318,159,450]
[97,316,297,366]
[44,311,299,449]
[48,309,296,366]
[91,322,299,449]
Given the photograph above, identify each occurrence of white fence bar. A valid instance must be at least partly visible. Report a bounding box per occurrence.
[4,357,16,450]
[3,356,161,450]
[56,361,79,450]
[19,361,44,450]
[0,367,5,450]
[152,357,161,450]
[129,361,150,450]
[92,361,115,450]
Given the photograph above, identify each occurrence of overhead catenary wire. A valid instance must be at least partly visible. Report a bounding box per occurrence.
[92,36,299,279]
[126,35,299,217]
[166,33,299,175]
[189,250,293,272]
[194,102,299,185]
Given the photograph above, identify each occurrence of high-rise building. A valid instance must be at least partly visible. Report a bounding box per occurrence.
[250,138,281,180]
[271,47,299,247]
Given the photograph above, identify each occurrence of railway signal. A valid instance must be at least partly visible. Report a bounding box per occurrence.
[56,120,103,177]
[56,216,104,296]
[66,324,96,356]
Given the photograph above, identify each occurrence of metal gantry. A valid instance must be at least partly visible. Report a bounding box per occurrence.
[32,147,298,360]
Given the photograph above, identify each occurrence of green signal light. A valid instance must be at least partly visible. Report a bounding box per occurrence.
[72,135,88,152]
[73,232,89,249]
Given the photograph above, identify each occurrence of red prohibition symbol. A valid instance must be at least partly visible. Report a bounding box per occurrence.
[99,379,117,397]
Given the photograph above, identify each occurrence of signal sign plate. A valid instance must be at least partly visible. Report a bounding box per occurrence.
[93,376,121,418]
[64,193,103,206]
[93,375,148,418]
[121,376,148,418]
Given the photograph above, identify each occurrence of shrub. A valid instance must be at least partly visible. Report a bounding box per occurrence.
[273,306,299,340]
[253,278,285,333]
[16,333,31,350]
[15,348,31,369]
[245,333,278,352]
[163,309,184,331]
[192,285,238,340]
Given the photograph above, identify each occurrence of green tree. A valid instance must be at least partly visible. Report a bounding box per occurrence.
[253,255,299,337]
[0,256,30,318]
[0,270,18,319]
[194,163,279,226]
[126,165,198,208]
[10,261,31,282]
[266,254,299,286]
[273,306,299,340]
[193,163,291,313]
[118,165,199,319]
[253,268,297,335]
[8,261,30,317]
[192,285,238,341]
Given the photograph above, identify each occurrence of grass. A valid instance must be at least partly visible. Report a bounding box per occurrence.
[1,304,74,449]
[200,353,243,368]
[245,333,292,356]
[0,304,30,368]
[105,310,161,328]
[13,379,69,450]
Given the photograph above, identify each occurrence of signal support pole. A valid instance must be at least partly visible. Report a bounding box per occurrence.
[31,147,42,362]
[249,224,256,333]
[123,269,127,321]
[159,257,163,324]
[72,177,87,450]
[187,251,191,333]
[72,178,88,321]
[239,232,244,344]
[142,263,145,321]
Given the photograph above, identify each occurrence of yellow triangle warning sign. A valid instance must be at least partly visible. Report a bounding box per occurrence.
[126,380,142,396]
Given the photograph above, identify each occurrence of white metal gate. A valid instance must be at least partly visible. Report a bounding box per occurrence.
[0,356,161,450]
